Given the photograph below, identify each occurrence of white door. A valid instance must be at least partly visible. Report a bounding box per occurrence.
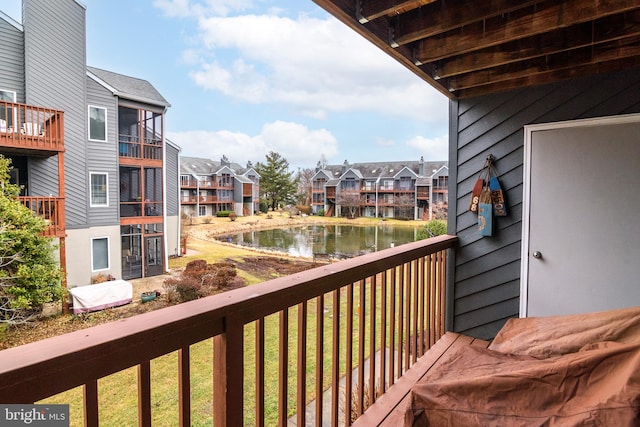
[521,115,640,317]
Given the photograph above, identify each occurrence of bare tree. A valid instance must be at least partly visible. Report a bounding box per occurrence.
[431,201,448,220]
[337,191,362,219]
[295,168,315,206]
[395,194,415,220]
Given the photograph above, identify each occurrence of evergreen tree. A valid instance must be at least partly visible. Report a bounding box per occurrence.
[0,155,63,324]
[255,152,298,211]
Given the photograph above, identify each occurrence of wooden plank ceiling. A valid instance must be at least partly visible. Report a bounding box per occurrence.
[311,0,640,99]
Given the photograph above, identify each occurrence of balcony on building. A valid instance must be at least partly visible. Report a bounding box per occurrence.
[0,101,65,238]
[0,101,64,155]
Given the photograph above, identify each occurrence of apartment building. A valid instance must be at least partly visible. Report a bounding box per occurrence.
[0,0,180,287]
[311,158,448,220]
[180,155,260,218]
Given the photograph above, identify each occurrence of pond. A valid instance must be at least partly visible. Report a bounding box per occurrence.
[216,224,423,259]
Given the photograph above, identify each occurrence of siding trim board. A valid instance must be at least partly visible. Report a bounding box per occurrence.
[448,68,640,340]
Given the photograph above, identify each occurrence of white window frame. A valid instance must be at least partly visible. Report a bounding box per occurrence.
[0,89,16,102]
[0,89,17,133]
[198,205,207,216]
[88,105,107,142]
[91,237,110,272]
[89,172,109,207]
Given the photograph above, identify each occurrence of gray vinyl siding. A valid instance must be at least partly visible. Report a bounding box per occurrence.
[448,68,640,340]
[23,0,87,228]
[86,77,118,225]
[165,142,180,216]
[0,16,25,102]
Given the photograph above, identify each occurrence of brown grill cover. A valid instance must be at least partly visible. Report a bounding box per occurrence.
[405,307,640,426]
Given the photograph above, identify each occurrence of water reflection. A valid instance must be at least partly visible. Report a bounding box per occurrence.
[217,224,421,258]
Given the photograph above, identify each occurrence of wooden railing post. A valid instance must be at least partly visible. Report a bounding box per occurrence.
[213,316,244,427]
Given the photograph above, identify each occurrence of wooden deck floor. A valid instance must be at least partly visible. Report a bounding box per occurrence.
[353,332,489,426]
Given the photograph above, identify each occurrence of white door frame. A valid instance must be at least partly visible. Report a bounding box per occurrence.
[520,113,640,318]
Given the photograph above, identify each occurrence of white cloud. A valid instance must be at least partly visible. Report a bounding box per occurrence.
[175,9,446,123]
[154,0,254,18]
[406,135,448,161]
[167,120,338,170]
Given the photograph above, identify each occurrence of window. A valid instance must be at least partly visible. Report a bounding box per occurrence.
[199,205,206,216]
[0,89,17,132]
[90,173,108,207]
[92,237,109,271]
[88,105,107,141]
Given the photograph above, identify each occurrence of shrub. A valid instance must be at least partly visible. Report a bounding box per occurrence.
[216,210,232,217]
[317,208,325,217]
[202,217,212,224]
[0,156,64,324]
[259,201,268,214]
[296,205,311,215]
[418,219,448,239]
[229,212,237,222]
[163,259,239,303]
[91,273,115,284]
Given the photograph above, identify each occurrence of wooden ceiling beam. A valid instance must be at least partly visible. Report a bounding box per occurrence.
[392,0,541,47]
[357,0,436,24]
[455,56,640,98]
[449,35,640,91]
[413,0,640,63]
[435,11,640,79]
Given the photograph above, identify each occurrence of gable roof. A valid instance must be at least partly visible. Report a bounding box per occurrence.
[315,160,447,180]
[312,1,640,99]
[87,66,170,108]
[180,155,256,177]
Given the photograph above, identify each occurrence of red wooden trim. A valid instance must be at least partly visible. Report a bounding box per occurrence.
[178,346,191,427]
[255,318,265,427]
[345,284,354,425]
[330,290,340,426]
[388,268,396,388]
[369,274,376,405]
[0,235,456,424]
[278,309,288,426]
[314,296,324,427]
[296,302,307,427]
[357,279,366,417]
[138,361,152,427]
[403,263,411,371]
[412,260,419,364]
[83,380,99,427]
[213,320,244,427]
[379,273,387,395]
[418,257,425,356]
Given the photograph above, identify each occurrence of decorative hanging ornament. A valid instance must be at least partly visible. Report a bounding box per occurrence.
[469,177,484,213]
[489,175,508,217]
[478,185,493,236]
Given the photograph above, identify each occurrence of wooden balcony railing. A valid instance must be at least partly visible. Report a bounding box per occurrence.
[19,196,65,238]
[199,195,218,203]
[180,178,198,188]
[119,135,162,161]
[181,195,198,204]
[0,101,64,155]
[0,235,456,426]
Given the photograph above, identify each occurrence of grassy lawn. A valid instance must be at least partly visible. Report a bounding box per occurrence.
[41,219,430,426]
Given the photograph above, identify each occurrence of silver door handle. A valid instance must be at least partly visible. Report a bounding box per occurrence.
[533,251,543,259]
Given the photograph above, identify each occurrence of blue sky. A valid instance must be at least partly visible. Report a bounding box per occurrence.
[3,0,449,171]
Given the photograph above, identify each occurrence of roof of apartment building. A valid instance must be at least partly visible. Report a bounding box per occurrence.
[180,155,258,177]
[87,66,171,108]
[315,159,448,182]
